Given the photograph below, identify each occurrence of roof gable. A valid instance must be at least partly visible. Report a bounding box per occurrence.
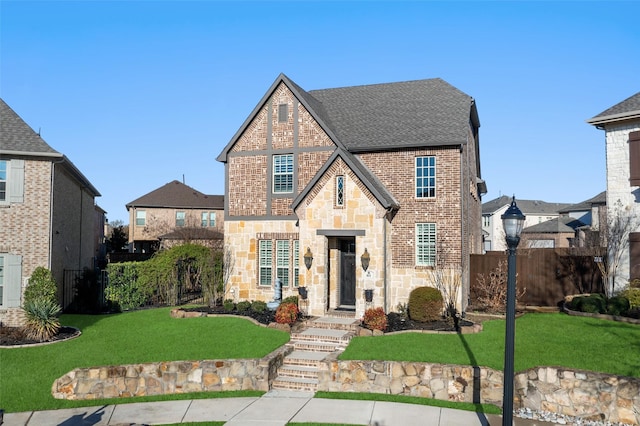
[126,180,224,209]
[522,216,585,234]
[587,92,640,126]
[0,98,61,156]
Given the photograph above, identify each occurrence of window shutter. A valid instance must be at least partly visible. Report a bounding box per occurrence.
[4,254,23,307]
[630,232,640,281]
[630,131,640,186]
[9,159,25,203]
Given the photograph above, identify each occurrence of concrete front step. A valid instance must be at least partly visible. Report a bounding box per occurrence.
[293,341,342,353]
[283,350,328,367]
[272,376,319,392]
[277,364,320,380]
[307,316,360,332]
[291,327,354,344]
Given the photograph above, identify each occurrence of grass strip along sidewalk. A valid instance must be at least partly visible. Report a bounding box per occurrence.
[1,308,638,414]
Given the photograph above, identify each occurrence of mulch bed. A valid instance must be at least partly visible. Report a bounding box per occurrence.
[0,326,80,346]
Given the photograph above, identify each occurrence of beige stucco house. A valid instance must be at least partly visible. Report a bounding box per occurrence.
[0,99,102,326]
[216,74,485,317]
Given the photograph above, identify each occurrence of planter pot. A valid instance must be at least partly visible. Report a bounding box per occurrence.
[298,287,308,300]
[364,289,374,302]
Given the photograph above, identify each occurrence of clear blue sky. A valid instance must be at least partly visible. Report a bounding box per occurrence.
[2,1,638,224]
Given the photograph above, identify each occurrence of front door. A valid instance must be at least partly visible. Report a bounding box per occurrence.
[339,239,356,306]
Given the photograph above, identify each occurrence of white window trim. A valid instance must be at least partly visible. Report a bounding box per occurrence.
[416,223,437,267]
[273,154,294,194]
[415,156,436,199]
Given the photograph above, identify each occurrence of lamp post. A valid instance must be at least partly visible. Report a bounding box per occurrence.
[500,196,525,426]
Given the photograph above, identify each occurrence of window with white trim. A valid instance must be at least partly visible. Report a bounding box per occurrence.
[273,154,294,193]
[415,156,436,198]
[336,175,344,207]
[416,223,436,266]
[136,210,146,226]
[176,211,185,227]
[201,212,216,227]
[259,240,273,286]
[276,240,290,287]
[0,159,24,205]
[293,240,300,287]
[0,160,6,202]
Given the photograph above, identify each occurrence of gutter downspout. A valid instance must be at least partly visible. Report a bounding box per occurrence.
[383,208,393,313]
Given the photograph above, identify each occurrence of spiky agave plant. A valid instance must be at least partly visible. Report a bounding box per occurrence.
[23,298,62,341]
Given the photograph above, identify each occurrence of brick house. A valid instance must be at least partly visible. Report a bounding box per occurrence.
[126,180,224,254]
[216,74,485,317]
[0,99,102,326]
[587,91,640,289]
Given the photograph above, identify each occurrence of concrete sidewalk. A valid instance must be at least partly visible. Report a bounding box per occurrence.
[2,390,549,426]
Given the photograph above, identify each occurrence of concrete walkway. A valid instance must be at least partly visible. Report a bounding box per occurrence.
[2,390,548,426]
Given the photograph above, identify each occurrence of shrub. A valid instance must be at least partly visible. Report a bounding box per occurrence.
[275,302,299,325]
[408,286,443,322]
[607,296,630,316]
[236,300,251,312]
[24,267,58,305]
[569,294,606,314]
[223,299,236,312]
[23,298,62,341]
[621,288,640,309]
[363,307,388,331]
[282,295,298,305]
[105,262,149,311]
[251,300,267,313]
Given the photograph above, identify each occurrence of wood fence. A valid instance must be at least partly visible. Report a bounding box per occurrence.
[470,248,604,307]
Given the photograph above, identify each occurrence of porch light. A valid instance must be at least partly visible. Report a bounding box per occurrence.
[361,248,370,271]
[303,247,313,270]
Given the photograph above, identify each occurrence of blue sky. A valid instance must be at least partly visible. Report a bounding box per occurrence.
[1,1,638,224]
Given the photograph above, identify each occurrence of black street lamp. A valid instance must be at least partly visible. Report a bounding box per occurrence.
[500,196,525,426]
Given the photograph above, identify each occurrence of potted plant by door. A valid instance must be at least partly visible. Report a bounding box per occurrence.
[364,289,374,303]
[298,286,308,300]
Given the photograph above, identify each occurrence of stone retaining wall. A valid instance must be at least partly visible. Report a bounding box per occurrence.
[317,355,640,425]
[52,346,291,400]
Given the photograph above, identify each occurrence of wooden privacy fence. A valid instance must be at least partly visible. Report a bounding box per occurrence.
[470,248,605,307]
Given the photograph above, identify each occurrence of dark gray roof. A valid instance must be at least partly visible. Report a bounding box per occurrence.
[587,92,640,126]
[0,98,60,156]
[482,196,571,215]
[308,78,478,151]
[558,191,606,213]
[522,216,585,234]
[126,180,224,209]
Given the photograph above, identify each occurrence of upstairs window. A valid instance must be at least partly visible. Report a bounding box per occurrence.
[201,212,216,227]
[416,223,436,267]
[176,211,185,227]
[0,160,6,202]
[273,154,294,193]
[415,156,436,198]
[278,103,288,123]
[336,175,344,207]
[135,210,146,226]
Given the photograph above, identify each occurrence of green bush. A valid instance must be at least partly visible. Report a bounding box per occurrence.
[363,307,388,331]
[223,299,235,312]
[105,262,149,311]
[251,300,267,313]
[569,294,606,314]
[607,296,630,316]
[24,267,57,305]
[23,298,62,341]
[282,295,298,305]
[621,288,640,309]
[236,300,251,312]
[408,286,443,322]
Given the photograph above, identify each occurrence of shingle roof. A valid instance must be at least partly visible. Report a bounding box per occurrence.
[309,78,477,151]
[126,180,224,209]
[522,216,585,234]
[587,92,640,125]
[0,98,60,156]
[482,196,571,215]
[558,191,606,213]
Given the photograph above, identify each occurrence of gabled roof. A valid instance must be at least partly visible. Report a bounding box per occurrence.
[291,148,400,212]
[126,180,224,209]
[217,73,479,161]
[0,98,100,197]
[482,196,571,215]
[587,92,640,126]
[522,216,585,234]
[0,98,60,156]
[558,191,606,213]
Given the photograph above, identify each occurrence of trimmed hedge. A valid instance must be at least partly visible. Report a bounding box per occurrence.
[408,286,443,322]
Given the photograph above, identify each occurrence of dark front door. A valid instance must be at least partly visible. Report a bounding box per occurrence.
[339,239,356,306]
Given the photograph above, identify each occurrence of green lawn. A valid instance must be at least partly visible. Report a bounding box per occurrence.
[341,313,640,377]
[1,309,638,415]
[0,307,289,413]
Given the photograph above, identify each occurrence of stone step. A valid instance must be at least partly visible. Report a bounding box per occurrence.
[277,364,319,380]
[307,316,360,332]
[293,340,343,353]
[272,376,319,392]
[291,327,353,344]
[283,350,328,367]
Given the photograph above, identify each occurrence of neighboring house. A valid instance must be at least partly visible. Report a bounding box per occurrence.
[587,91,640,289]
[126,180,224,254]
[558,191,607,249]
[482,195,571,251]
[216,73,485,317]
[0,99,102,326]
[520,216,586,248]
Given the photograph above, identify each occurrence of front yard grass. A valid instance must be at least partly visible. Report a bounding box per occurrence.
[341,313,640,378]
[0,307,288,413]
